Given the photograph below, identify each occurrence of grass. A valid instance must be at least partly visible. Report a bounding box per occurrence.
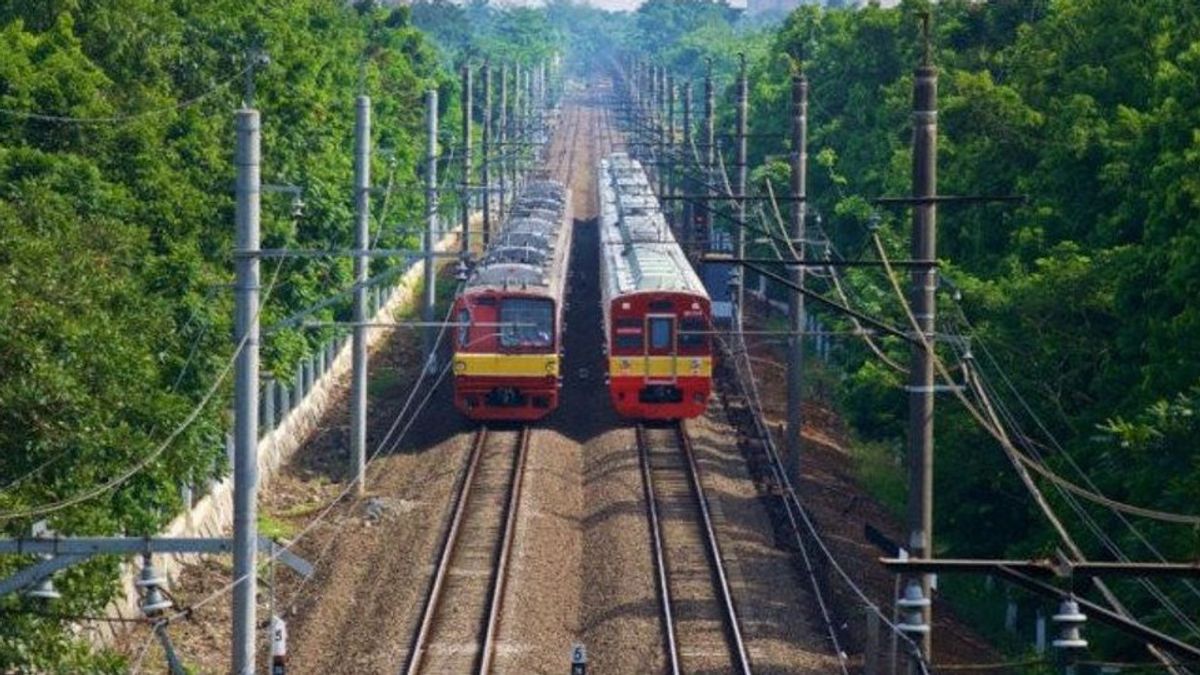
[847,437,907,519]
[257,513,297,541]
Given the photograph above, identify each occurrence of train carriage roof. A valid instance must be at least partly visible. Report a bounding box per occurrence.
[598,155,708,299]
[464,180,571,297]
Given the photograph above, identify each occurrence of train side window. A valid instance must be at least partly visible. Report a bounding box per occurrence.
[458,309,470,347]
[616,333,643,350]
[679,318,708,350]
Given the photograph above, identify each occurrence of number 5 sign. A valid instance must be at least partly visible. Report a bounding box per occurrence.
[570,643,587,675]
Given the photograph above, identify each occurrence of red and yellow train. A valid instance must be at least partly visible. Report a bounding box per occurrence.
[451,180,573,420]
[598,154,713,419]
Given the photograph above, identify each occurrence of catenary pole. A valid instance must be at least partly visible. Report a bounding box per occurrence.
[423,89,438,374]
[705,60,715,248]
[352,95,371,497]
[498,63,508,219]
[787,65,808,486]
[906,21,937,672]
[231,107,261,675]
[461,62,472,265]
[735,53,748,333]
[667,74,676,225]
[682,80,693,254]
[482,62,492,249]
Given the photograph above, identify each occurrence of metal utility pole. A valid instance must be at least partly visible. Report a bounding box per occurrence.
[734,53,749,333]
[423,89,438,373]
[905,21,938,671]
[682,80,693,253]
[704,59,716,249]
[786,66,808,486]
[657,67,667,197]
[232,107,261,675]
[482,62,492,249]
[498,63,508,219]
[460,63,473,263]
[513,63,523,189]
[352,95,371,498]
[667,74,676,223]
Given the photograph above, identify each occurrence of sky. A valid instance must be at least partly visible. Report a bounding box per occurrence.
[490,0,749,10]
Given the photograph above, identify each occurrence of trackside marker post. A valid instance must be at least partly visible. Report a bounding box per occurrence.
[271,615,288,674]
[570,643,587,674]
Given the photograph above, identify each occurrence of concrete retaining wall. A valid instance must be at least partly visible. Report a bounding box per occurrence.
[91,226,459,643]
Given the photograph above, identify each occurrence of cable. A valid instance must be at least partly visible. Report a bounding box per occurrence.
[869,233,1200,527]
[0,258,286,522]
[159,289,466,624]
[0,64,253,125]
[952,303,1200,606]
[872,235,1197,670]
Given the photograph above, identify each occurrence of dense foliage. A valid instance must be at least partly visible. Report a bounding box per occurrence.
[4,0,1198,668]
[598,0,1200,662]
[0,0,443,668]
[750,0,1200,660]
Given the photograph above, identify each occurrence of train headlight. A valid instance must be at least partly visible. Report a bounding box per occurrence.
[454,360,467,374]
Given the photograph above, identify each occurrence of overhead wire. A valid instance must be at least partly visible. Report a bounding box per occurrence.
[652,90,927,668]
[940,312,1200,639]
[871,233,1198,670]
[0,64,254,125]
[0,257,287,522]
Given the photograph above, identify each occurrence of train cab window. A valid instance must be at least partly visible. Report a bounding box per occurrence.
[457,309,471,347]
[679,318,709,351]
[649,317,674,351]
[500,298,553,348]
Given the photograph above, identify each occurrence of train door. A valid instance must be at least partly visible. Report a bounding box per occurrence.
[644,313,677,385]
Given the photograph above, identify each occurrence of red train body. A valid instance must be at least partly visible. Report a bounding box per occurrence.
[451,181,572,421]
[598,154,713,419]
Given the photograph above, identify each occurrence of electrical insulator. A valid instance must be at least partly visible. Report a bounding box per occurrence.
[26,576,61,601]
[896,580,931,635]
[27,521,60,600]
[1052,598,1088,650]
[136,554,172,617]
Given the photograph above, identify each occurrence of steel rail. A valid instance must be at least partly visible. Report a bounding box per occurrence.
[404,427,489,675]
[676,421,753,675]
[479,426,531,673]
[637,423,683,675]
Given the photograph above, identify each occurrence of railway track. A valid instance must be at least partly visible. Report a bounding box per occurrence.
[637,421,753,675]
[404,425,531,675]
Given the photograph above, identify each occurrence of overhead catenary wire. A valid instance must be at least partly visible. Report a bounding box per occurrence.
[0,64,255,125]
[951,301,1200,606]
[940,313,1200,640]
[160,281,468,625]
[872,233,1198,670]
[0,257,287,522]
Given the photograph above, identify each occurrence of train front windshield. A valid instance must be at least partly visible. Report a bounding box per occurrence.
[500,298,554,349]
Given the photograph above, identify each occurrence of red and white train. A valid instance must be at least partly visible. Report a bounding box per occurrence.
[451,180,573,421]
[598,153,713,419]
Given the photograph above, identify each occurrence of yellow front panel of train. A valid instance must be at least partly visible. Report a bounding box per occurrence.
[455,353,560,377]
[608,356,713,378]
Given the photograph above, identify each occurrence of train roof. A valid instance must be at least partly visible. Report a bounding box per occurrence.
[598,154,708,298]
[464,180,571,297]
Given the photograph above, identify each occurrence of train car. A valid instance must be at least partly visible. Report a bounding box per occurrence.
[598,154,713,419]
[451,180,573,420]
